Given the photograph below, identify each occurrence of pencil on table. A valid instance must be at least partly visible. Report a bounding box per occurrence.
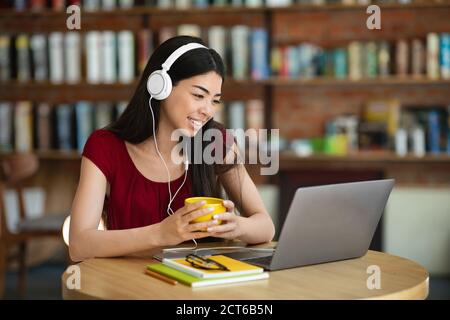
[144,269,178,285]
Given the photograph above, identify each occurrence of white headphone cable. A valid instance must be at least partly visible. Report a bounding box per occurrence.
[149,97,199,250]
[149,97,173,217]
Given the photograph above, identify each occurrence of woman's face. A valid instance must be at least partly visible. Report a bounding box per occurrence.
[160,71,222,137]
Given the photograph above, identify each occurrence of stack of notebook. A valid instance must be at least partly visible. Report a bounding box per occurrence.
[147,255,269,288]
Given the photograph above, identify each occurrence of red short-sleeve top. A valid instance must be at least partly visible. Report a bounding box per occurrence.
[82,129,193,230]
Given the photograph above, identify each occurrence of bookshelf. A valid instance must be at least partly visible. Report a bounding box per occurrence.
[1,1,450,222]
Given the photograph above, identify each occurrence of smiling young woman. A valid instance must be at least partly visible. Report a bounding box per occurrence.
[68,36,275,262]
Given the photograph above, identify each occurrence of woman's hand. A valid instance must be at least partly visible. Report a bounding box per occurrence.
[206,200,245,240]
[157,200,219,246]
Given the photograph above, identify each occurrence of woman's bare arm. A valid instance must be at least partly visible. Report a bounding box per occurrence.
[219,151,275,244]
[68,157,164,262]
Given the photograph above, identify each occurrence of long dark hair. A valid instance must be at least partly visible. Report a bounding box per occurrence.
[108,36,236,199]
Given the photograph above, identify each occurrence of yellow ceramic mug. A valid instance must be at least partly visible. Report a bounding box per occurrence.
[184,197,226,227]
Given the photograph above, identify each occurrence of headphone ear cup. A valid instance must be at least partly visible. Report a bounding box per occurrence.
[147,70,172,100]
[160,72,172,100]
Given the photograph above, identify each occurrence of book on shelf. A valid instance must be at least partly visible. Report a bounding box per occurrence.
[175,0,191,9]
[250,28,269,80]
[447,105,450,154]
[15,101,33,152]
[119,0,135,8]
[56,104,74,151]
[162,255,265,279]
[83,0,101,12]
[411,38,426,77]
[396,39,409,76]
[266,0,292,7]
[102,31,118,84]
[400,105,449,155]
[348,41,362,80]
[30,34,48,82]
[49,32,64,84]
[427,33,440,80]
[0,102,13,152]
[75,102,94,153]
[147,263,269,288]
[0,35,11,82]
[102,0,117,11]
[208,26,227,67]
[157,0,173,9]
[378,41,391,77]
[65,32,81,84]
[16,34,31,83]
[441,33,450,80]
[85,31,102,84]
[231,26,250,80]
[334,47,347,79]
[118,31,135,84]
[36,102,52,150]
[364,42,378,78]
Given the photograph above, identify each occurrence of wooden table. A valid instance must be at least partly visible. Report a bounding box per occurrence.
[61,243,429,300]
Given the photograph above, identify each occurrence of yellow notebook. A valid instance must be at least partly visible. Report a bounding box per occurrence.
[162,255,264,279]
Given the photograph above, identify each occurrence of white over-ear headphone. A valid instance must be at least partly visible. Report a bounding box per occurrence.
[146,42,208,219]
[147,42,208,100]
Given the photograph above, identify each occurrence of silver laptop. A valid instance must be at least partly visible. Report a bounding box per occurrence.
[226,179,394,271]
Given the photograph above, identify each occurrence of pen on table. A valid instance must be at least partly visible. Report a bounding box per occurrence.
[144,269,178,285]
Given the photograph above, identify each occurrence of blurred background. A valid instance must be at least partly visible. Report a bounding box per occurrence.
[0,0,449,299]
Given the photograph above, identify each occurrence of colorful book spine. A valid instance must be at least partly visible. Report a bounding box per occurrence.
[427,110,440,154]
[365,42,378,78]
[334,47,348,79]
[287,46,300,78]
[440,33,450,80]
[427,33,440,80]
[250,28,269,80]
[447,105,450,154]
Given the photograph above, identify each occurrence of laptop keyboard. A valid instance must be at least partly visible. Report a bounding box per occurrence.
[246,255,273,266]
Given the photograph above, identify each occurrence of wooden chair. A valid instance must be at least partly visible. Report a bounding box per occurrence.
[0,153,68,299]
